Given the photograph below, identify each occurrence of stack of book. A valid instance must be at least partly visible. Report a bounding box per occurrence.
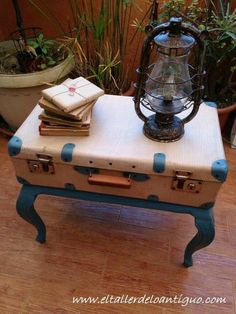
[38,77,104,136]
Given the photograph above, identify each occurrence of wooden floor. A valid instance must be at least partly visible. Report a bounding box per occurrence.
[0,134,236,314]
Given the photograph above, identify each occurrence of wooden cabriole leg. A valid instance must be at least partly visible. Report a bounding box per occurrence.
[183,207,215,267]
[16,184,46,243]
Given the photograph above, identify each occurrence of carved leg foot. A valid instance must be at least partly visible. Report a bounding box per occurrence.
[16,185,46,243]
[183,208,215,267]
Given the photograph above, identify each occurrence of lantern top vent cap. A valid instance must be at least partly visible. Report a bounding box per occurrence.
[154,17,195,50]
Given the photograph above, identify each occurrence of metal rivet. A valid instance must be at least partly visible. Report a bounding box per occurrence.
[187,183,196,190]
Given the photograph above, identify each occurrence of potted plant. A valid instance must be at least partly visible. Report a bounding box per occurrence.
[204,0,236,130]
[28,0,150,96]
[0,0,74,131]
[160,0,236,130]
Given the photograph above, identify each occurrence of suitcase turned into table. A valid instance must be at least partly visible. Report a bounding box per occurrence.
[8,95,228,267]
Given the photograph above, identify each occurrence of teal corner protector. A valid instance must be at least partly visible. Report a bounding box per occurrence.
[211,159,228,182]
[61,143,75,162]
[153,153,166,173]
[8,136,22,157]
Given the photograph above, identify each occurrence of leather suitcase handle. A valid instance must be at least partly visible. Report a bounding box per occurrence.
[88,173,131,188]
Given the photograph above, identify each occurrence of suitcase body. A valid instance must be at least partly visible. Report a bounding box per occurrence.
[9,95,227,207]
[8,95,228,266]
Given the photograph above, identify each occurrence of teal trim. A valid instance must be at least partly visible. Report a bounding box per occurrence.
[200,202,215,209]
[211,159,228,182]
[16,177,30,185]
[147,195,159,202]
[65,183,76,190]
[205,101,217,108]
[8,136,22,156]
[153,153,166,173]
[18,183,211,214]
[61,143,75,162]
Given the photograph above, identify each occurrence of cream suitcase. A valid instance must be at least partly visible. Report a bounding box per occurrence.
[8,95,228,266]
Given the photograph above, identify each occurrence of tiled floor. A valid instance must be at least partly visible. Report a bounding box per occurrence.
[0,134,235,314]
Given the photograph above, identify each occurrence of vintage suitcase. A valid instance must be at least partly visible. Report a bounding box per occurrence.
[8,95,228,266]
[8,95,227,207]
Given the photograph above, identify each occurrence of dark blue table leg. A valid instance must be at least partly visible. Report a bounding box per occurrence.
[183,208,215,267]
[16,185,46,243]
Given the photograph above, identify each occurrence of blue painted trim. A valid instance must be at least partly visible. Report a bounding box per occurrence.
[211,159,228,182]
[65,183,76,190]
[153,153,166,173]
[8,136,22,156]
[205,101,217,108]
[61,143,75,162]
[200,202,215,209]
[16,177,30,185]
[20,183,213,217]
[147,195,159,202]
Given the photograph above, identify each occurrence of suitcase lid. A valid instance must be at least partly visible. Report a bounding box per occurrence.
[9,95,228,183]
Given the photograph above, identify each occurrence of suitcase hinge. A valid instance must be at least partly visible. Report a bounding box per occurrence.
[172,170,202,193]
[27,154,55,174]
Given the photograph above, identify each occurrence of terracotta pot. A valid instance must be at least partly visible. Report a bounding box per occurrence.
[122,82,135,96]
[218,102,236,131]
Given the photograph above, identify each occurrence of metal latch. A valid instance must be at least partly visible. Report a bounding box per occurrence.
[172,170,202,193]
[27,154,55,174]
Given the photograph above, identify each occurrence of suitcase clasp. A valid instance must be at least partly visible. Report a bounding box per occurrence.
[27,154,55,174]
[172,170,202,193]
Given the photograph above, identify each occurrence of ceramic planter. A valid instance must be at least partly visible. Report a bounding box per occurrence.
[0,41,74,130]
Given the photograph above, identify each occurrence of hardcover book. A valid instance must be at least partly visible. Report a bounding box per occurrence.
[38,97,95,121]
[39,121,90,136]
[38,110,92,127]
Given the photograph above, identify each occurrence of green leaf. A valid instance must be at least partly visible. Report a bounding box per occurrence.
[42,47,47,54]
[95,0,105,40]
[38,33,44,41]
[44,40,54,46]
[47,60,56,66]
[30,42,39,49]
[38,63,47,70]
[226,31,236,41]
